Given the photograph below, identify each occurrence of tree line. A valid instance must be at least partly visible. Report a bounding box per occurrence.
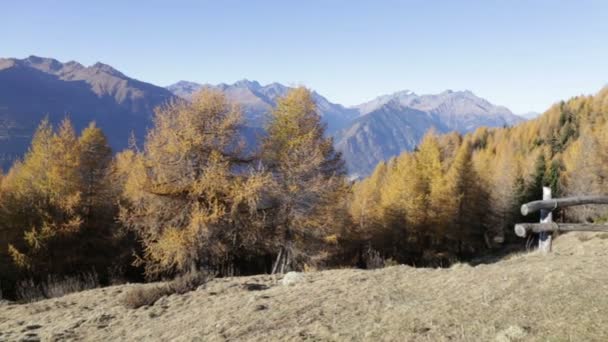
[2,86,608,299]
[0,88,349,298]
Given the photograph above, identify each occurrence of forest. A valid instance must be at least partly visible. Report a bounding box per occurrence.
[1,86,608,300]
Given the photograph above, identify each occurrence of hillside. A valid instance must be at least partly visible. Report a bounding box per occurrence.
[2,232,607,341]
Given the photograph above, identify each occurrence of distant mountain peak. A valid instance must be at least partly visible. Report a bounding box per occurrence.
[64,60,84,68]
[234,79,261,89]
[388,89,417,98]
[0,56,131,80]
[89,62,125,78]
[355,89,419,115]
[24,55,61,65]
[172,80,199,87]
[21,55,64,72]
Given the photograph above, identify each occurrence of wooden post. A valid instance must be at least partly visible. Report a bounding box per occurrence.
[539,186,552,253]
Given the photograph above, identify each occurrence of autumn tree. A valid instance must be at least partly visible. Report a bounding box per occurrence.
[79,122,113,221]
[416,132,446,245]
[562,123,608,222]
[263,87,349,273]
[441,140,490,253]
[4,118,84,274]
[350,161,387,242]
[0,117,135,298]
[118,90,269,277]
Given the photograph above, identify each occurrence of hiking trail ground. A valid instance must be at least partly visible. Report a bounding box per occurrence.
[1,232,607,341]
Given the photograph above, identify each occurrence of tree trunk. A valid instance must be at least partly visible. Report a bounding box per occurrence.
[271,248,284,274]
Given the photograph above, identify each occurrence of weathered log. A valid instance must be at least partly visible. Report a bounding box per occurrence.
[521,195,608,216]
[514,222,608,237]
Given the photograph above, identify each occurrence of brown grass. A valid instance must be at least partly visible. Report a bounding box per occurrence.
[1,232,608,341]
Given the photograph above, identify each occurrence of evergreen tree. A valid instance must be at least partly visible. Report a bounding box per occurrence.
[544,159,562,197]
[527,154,547,199]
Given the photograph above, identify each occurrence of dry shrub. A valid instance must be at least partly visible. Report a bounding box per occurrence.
[364,248,385,269]
[384,258,399,267]
[168,271,214,295]
[123,271,214,309]
[122,286,170,309]
[17,272,99,302]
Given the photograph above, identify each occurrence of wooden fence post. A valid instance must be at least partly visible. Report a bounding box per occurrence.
[539,186,552,253]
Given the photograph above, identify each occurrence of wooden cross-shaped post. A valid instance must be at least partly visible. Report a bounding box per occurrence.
[539,186,552,253]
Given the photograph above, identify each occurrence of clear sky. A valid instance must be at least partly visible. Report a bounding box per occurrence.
[2,0,607,113]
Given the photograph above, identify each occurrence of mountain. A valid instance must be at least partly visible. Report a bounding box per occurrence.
[168,82,524,176]
[0,56,176,169]
[354,90,523,132]
[336,90,524,176]
[334,103,442,178]
[0,56,524,176]
[520,111,542,120]
[167,80,358,133]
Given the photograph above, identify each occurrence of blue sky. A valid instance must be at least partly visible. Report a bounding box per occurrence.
[2,0,607,113]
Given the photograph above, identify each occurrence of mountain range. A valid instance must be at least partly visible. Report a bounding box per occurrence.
[166,80,358,133]
[0,56,525,176]
[337,89,524,175]
[168,81,524,176]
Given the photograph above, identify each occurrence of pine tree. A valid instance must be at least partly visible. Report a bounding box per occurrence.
[527,154,547,199]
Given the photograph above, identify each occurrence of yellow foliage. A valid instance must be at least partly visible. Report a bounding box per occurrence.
[118,89,270,277]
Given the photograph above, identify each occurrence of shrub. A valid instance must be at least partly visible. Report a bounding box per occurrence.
[123,271,214,309]
[122,285,170,309]
[364,248,385,269]
[168,271,214,295]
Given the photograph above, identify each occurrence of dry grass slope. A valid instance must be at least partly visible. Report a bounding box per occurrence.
[1,232,608,341]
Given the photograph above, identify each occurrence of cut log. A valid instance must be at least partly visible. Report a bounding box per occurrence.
[514,222,608,237]
[521,195,608,216]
